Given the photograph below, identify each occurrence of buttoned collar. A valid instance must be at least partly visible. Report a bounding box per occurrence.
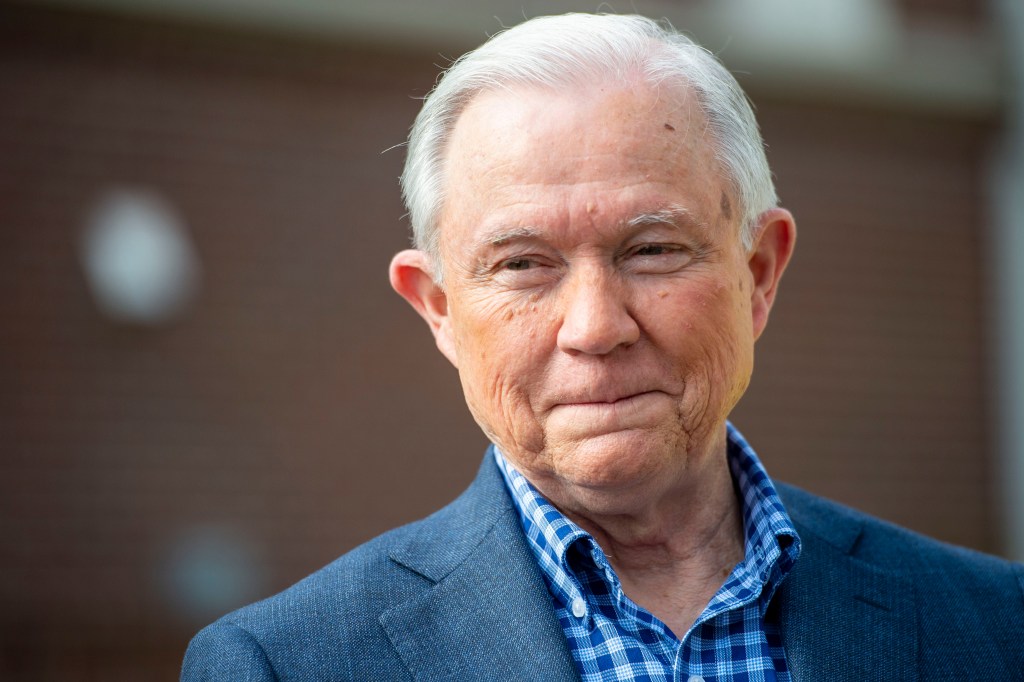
[493,422,802,630]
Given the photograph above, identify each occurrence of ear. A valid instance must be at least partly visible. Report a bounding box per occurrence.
[747,208,797,340]
[389,249,459,367]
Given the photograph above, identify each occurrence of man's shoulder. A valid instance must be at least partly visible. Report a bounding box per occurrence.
[183,517,438,681]
[182,454,517,680]
[777,480,1024,596]
[225,501,482,614]
[221,516,433,631]
[778,481,1022,570]
[776,481,1024,677]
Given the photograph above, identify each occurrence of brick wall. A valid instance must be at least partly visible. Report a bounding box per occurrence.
[0,4,1000,679]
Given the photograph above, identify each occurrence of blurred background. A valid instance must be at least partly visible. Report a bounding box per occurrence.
[2,0,1023,678]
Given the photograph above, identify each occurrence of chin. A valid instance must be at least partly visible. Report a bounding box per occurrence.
[549,430,683,492]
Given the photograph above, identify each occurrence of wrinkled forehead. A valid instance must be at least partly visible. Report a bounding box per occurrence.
[448,74,708,154]
[436,80,730,242]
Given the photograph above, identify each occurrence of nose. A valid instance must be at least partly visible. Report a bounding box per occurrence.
[556,267,640,355]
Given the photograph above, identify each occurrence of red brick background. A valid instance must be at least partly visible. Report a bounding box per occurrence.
[0,3,1000,678]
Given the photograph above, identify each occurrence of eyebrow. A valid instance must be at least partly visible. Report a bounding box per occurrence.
[626,205,702,230]
[473,204,704,251]
[481,225,542,248]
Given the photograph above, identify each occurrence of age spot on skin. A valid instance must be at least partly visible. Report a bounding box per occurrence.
[720,191,732,220]
[657,290,669,298]
[664,122,675,132]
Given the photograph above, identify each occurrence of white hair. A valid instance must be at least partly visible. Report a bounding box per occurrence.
[400,13,778,281]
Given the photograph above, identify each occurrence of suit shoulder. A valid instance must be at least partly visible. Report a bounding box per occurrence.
[183,523,428,680]
[777,481,1024,589]
[228,465,512,632]
[183,458,514,680]
[182,619,277,681]
[776,482,1024,676]
[220,516,435,633]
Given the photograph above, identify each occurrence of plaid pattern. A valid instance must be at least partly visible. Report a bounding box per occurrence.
[494,423,801,682]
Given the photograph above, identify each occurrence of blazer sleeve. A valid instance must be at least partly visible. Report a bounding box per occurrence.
[181,620,279,682]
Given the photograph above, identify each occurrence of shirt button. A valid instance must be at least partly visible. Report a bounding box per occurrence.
[687,676,705,682]
[570,597,586,618]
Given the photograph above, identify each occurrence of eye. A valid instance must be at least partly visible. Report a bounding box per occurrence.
[633,244,673,257]
[503,258,536,271]
[490,254,559,288]
[624,242,693,273]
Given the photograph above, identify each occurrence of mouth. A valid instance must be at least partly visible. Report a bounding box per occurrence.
[552,390,661,409]
[545,390,668,435]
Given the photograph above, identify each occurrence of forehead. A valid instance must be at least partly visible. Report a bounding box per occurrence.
[439,80,728,247]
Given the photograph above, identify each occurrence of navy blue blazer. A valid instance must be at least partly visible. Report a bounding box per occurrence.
[183,451,1024,680]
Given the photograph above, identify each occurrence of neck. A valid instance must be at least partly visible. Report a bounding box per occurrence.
[525,431,746,636]
[566,445,743,579]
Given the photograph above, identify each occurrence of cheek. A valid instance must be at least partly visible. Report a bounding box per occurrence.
[454,297,545,377]
[695,281,753,374]
[450,295,553,444]
[655,279,753,420]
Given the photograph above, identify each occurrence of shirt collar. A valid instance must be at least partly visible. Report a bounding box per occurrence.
[493,447,594,616]
[725,422,802,608]
[493,422,801,621]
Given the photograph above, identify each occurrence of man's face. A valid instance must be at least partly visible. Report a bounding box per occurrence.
[394,80,792,512]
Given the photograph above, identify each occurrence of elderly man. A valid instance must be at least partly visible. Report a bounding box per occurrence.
[183,13,1024,681]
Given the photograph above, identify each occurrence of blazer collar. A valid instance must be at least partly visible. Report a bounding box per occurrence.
[376,461,921,681]
[776,484,919,682]
[380,452,579,681]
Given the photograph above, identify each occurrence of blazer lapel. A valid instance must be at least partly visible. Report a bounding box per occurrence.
[379,453,579,681]
[777,487,919,682]
[375,463,926,680]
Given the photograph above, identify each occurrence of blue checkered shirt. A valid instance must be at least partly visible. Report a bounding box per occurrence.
[494,423,801,682]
